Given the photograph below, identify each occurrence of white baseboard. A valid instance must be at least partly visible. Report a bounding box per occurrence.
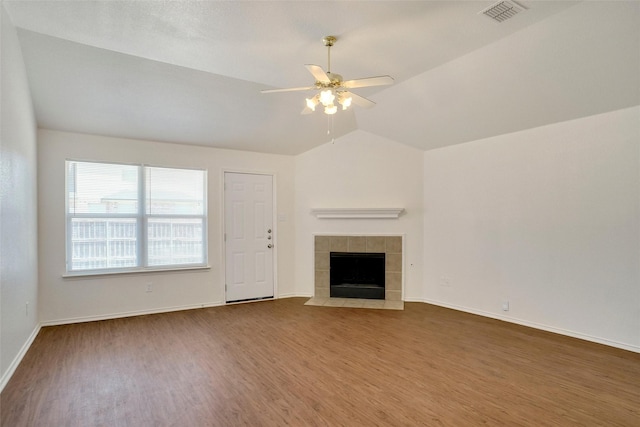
[279,292,311,298]
[402,297,424,303]
[40,302,225,327]
[40,296,311,326]
[0,323,41,393]
[419,298,640,354]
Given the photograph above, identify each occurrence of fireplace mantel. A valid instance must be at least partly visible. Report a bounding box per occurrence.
[311,208,404,219]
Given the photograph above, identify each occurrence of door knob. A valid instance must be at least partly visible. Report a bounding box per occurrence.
[267,229,272,233]
[267,244,273,249]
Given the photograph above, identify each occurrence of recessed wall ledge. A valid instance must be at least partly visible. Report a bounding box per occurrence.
[311,208,405,219]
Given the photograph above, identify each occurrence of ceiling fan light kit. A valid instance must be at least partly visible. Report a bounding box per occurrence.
[261,36,393,115]
[305,89,351,115]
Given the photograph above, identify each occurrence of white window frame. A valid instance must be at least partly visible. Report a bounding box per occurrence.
[65,160,208,275]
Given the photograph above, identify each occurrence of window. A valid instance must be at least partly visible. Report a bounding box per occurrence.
[66,160,207,273]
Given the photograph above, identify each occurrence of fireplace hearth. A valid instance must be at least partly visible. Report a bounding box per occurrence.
[330,252,385,299]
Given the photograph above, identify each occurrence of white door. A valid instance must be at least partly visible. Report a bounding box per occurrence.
[224,172,274,302]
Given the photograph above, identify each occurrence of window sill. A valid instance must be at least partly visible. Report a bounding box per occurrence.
[63,265,211,279]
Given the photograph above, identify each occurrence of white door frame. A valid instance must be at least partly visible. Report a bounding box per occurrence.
[221,169,278,303]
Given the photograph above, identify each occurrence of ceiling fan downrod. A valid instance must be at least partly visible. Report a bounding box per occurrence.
[323,36,336,73]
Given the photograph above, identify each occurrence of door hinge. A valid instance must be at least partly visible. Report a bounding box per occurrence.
[224,233,226,242]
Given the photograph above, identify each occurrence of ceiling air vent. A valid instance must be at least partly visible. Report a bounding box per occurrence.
[480,0,526,23]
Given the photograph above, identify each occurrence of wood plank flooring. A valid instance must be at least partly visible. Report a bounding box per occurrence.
[2,298,639,426]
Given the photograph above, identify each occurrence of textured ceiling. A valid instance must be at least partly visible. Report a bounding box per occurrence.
[3,1,639,155]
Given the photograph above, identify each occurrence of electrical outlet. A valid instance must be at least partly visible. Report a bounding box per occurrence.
[502,301,510,311]
[146,283,153,293]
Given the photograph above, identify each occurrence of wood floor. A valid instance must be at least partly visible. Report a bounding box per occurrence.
[2,298,639,426]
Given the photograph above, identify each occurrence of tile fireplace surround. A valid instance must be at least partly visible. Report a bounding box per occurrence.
[314,235,403,301]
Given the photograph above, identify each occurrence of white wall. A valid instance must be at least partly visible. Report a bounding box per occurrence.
[294,130,424,300]
[38,129,295,323]
[0,6,39,388]
[423,106,640,351]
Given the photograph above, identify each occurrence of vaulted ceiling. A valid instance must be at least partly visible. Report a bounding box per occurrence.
[4,1,639,155]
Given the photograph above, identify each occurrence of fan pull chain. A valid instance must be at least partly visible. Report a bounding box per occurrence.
[328,115,335,144]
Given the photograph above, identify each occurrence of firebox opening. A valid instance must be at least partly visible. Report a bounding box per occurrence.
[330,252,385,299]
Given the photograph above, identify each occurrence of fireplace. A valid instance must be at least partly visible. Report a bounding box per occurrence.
[330,252,385,299]
[314,235,403,301]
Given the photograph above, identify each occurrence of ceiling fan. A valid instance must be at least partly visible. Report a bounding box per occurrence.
[261,36,394,115]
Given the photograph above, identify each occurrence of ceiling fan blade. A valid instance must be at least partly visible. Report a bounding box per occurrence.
[342,75,394,89]
[305,64,330,83]
[261,86,315,94]
[345,91,376,109]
